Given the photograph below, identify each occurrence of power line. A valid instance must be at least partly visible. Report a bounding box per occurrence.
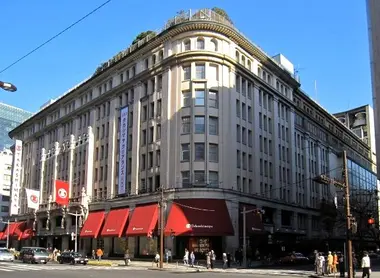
[0,0,112,74]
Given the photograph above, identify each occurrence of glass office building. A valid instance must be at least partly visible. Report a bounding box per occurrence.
[0,103,33,150]
[347,159,378,223]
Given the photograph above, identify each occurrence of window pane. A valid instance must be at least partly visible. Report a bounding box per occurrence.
[183,66,191,80]
[181,117,191,133]
[209,91,218,108]
[195,143,205,161]
[194,116,205,133]
[182,91,191,107]
[209,144,218,162]
[195,90,205,106]
[195,64,205,79]
[181,144,190,161]
[209,117,218,135]
[209,171,219,187]
[194,171,205,183]
[197,39,204,50]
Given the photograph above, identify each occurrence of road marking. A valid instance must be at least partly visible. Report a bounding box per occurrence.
[0,267,13,272]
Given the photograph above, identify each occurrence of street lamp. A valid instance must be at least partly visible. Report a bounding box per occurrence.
[0,219,10,249]
[68,210,81,252]
[0,81,17,92]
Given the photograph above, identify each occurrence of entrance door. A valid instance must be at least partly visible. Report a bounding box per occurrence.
[52,237,62,250]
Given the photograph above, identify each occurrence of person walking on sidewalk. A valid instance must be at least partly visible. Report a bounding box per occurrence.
[183,248,189,265]
[361,252,371,278]
[96,248,103,261]
[206,252,211,269]
[210,250,216,269]
[222,253,228,269]
[327,251,333,275]
[124,249,130,266]
[318,252,325,276]
[339,254,345,277]
[190,251,195,267]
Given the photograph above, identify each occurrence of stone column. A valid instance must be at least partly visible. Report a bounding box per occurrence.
[68,135,75,198]
[39,148,46,203]
[85,126,95,200]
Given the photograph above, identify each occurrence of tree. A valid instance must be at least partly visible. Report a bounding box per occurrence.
[212,7,233,23]
[132,30,156,45]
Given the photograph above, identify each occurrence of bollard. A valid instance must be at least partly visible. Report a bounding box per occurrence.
[176,261,178,268]
[152,260,154,267]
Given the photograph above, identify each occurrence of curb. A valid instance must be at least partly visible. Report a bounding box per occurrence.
[87,262,115,267]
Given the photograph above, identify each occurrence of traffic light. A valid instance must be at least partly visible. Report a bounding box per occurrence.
[351,221,358,234]
[368,216,375,228]
[71,232,76,241]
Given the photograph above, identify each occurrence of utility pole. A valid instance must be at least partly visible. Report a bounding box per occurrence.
[343,151,354,278]
[6,220,9,250]
[313,150,353,278]
[68,210,81,253]
[159,186,164,269]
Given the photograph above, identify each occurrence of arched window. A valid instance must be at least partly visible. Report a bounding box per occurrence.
[242,56,246,66]
[210,39,218,51]
[235,51,239,61]
[184,39,191,51]
[152,54,156,65]
[159,50,164,61]
[247,60,252,70]
[196,38,205,50]
[145,58,149,69]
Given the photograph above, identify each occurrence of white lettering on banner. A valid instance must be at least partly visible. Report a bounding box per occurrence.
[118,106,129,195]
[186,224,214,229]
[106,229,116,232]
[84,230,93,233]
[10,140,23,215]
[132,227,143,231]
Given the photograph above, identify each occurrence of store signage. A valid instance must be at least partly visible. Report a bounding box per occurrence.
[132,227,143,231]
[10,140,23,215]
[186,224,214,229]
[84,230,93,233]
[118,106,129,195]
[106,229,116,232]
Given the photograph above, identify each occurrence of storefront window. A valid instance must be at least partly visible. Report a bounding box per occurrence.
[113,238,128,255]
[188,237,210,254]
[138,237,158,256]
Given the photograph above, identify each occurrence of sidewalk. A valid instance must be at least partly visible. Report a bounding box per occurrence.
[87,259,314,275]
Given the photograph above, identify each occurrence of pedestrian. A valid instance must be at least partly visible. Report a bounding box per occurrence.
[96,248,103,261]
[223,253,228,269]
[339,254,345,277]
[183,248,189,265]
[314,250,319,274]
[210,250,216,269]
[92,250,95,260]
[361,251,371,278]
[124,249,130,266]
[332,252,338,277]
[327,251,333,275]
[206,252,211,269]
[154,252,160,267]
[167,249,172,263]
[190,251,195,267]
[227,252,231,268]
[318,252,325,276]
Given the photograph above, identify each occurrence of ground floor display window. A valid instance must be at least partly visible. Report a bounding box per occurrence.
[113,237,128,255]
[138,237,158,256]
[176,236,223,259]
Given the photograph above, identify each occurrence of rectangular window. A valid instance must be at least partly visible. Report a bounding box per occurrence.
[194,171,205,184]
[208,90,218,108]
[182,171,190,186]
[182,91,191,107]
[181,144,190,161]
[236,100,240,117]
[195,90,205,106]
[209,171,219,187]
[183,66,191,80]
[156,124,161,140]
[195,143,205,161]
[194,116,205,133]
[195,64,205,79]
[181,117,191,134]
[209,117,218,135]
[237,150,241,168]
[209,144,218,162]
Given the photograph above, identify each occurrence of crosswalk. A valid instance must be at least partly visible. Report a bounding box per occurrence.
[0,262,130,272]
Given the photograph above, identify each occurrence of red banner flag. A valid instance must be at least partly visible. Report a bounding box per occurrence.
[55,180,69,206]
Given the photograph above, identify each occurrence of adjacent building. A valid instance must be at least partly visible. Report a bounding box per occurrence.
[0,150,12,229]
[367,0,380,177]
[5,9,377,257]
[0,103,32,151]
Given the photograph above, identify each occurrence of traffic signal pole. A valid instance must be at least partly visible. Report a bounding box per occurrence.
[313,150,353,278]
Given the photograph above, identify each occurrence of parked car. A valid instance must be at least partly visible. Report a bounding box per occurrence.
[279,252,309,264]
[0,248,14,262]
[22,247,49,264]
[57,252,88,265]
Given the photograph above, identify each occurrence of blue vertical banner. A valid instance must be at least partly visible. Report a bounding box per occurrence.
[118,106,129,195]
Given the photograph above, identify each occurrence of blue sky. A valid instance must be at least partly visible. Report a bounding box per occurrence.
[0,0,371,114]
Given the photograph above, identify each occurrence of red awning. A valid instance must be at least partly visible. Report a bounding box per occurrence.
[101,208,129,237]
[1,222,24,240]
[126,204,158,236]
[165,199,234,236]
[80,211,105,238]
[239,203,264,234]
[19,221,34,240]
[0,232,3,240]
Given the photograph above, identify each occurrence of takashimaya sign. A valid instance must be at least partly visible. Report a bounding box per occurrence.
[118,106,129,195]
[10,140,23,215]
